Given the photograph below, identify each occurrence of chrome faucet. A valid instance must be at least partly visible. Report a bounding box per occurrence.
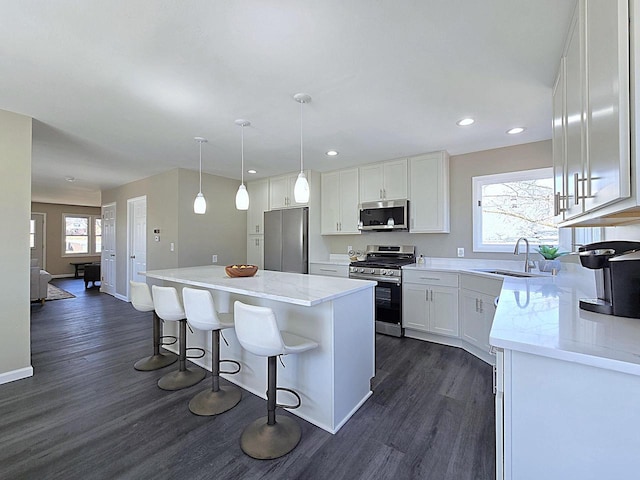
[514,237,536,273]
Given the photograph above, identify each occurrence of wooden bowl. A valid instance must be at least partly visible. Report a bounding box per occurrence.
[225,264,258,278]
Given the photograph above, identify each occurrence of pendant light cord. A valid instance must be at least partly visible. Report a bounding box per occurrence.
[299,99,304,173]
[198,140,203,193]
[241,125,245,186]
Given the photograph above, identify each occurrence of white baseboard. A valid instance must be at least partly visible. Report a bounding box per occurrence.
[0,366,33,385]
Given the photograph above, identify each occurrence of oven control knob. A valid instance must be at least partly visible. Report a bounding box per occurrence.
[359,268,365,273]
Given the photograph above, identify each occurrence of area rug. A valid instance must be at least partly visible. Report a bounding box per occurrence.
[46,284,76,301]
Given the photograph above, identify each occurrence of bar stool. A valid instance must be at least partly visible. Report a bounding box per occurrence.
[233,301,318,460]
[152,285,206,391]
[130,281,178,371]
[182,287,242,416]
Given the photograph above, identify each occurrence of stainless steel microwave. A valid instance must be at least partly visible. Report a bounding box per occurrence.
[359,199,409,231]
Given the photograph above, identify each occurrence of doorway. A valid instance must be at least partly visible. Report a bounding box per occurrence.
[101,203,116,296]
[127,196,147,300]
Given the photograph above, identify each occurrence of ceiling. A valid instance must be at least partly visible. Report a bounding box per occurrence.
[0,0,576,206]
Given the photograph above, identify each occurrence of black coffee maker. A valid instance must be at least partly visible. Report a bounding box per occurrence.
[578,240,640,318]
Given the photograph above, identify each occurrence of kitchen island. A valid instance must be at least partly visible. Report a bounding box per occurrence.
[143,265,376,434]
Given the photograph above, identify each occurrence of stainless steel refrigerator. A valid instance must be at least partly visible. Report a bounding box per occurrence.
[263,207,308,273]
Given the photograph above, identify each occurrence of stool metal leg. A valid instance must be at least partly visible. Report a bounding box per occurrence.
[189,330,241,416]
[240,356,302,460]
[157,319,205,391]
[134,312,178,371]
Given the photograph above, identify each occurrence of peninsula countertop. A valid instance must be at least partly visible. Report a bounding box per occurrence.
[143,265,375,307]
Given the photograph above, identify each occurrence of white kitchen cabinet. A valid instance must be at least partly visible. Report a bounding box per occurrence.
[553,0,630,224]
[246,235,264,269]
[269,171,310,209]
[246,179,269,235]
[459,274,502,354]
[496,348,640,479]
[359,158,407,203]
[552,57,568,221]
[408,151,450,233]
[320,168,360,235]
[402,270,458,337]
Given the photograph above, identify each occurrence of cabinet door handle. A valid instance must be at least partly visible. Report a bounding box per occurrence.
[419,277,441,281]
[479,298,483,313]
[492,365,497,395]
[430,289,434,301]
[475,298,479,312]
[379,189,383,199]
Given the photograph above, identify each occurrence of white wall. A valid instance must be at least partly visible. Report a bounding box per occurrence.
[0,109,32,383]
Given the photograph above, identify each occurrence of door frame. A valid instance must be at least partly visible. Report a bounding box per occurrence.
[126,195,147,301]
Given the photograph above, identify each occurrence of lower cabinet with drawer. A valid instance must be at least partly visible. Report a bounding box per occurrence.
[402,270,459,337]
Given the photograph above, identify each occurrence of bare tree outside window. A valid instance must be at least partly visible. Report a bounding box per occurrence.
[473,168,558,252]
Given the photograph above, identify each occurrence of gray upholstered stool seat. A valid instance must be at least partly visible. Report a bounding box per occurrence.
[152,285,205,390]
[233,301,318,460]
[182,287,241,416]
[129,281,177,371]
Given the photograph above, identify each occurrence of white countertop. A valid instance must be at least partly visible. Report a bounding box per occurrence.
[402,258,640,376]
[143,265,375,307]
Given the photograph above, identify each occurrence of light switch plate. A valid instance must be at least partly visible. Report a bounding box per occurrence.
[457,247,464,257]
[212,255,218,263]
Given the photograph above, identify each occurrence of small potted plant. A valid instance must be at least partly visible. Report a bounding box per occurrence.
[537,245,567,273]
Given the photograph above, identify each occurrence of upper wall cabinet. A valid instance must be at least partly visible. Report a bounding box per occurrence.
[359,159,407,203]
[269,171,310,209]
[247,179,269,235]
[408,151,450,233]
[553,0,630,224]
[321,168,361,235]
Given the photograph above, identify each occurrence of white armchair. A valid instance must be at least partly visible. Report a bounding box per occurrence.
[30,259,52,304]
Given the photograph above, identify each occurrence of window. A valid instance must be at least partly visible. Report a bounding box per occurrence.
[94,217,102,253]
[473,168,561,252]
[30,219,35,248]
[63,214,101,256]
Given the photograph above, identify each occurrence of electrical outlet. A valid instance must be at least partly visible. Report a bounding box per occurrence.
[154,235,160,242]
[347,245,353,253]
[457,247,465,257]
[212,255,218,263]
[170,242,175,252]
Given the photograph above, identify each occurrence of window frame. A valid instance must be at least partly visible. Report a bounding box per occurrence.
[62,213,102,257]
[472,167,564,253]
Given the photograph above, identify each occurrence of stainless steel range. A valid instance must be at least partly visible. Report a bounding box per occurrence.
[349,245,415,337]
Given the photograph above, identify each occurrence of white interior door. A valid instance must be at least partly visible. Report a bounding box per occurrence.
[101,203,116,296]
[30,212,46,268]
[127,196,147,298]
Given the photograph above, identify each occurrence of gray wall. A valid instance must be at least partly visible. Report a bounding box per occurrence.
[325,140,554,259]
[102,168,247,298]
[0,109,32,380]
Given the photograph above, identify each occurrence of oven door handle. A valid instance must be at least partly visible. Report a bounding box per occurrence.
[349,274,401,285]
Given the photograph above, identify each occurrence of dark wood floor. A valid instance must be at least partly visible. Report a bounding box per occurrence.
[1,278,495,480]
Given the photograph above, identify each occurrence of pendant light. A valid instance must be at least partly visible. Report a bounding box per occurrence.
[293,93,311,203]
[235,119,250,210]
[193,136,207,214]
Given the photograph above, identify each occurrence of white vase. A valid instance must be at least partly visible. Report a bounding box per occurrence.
[538,258,561,273]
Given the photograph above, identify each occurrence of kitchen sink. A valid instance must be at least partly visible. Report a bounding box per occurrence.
[472,269,543,278]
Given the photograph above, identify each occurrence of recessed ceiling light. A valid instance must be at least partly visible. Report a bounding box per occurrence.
[456,118,475,126]
[65,176,75,182]
[247,169,257,174]
[507,127,526,135]
[326,150,339,157]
